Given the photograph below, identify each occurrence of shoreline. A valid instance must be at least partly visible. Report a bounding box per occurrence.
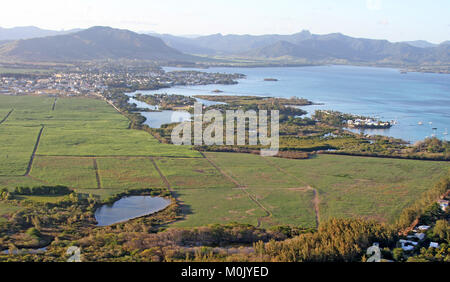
[167,63,450,75]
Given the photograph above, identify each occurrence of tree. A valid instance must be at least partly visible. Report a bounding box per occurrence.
[392,248,404,262]
[433,220,450,242]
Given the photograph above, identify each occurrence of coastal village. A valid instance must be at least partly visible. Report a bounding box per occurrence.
[346,118,392,129]
[393,195,449,261]
[0,69,244,97]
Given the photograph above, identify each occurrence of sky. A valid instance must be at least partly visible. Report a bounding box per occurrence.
[0,0,449,43]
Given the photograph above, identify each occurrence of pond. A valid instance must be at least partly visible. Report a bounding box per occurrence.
[95,196,171,226]
[1,247,47,255]
[125,91,226,128]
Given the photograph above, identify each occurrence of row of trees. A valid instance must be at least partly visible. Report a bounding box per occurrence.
[13,185,71,196]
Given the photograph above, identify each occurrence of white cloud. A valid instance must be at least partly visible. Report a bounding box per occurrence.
[366,0,382,11]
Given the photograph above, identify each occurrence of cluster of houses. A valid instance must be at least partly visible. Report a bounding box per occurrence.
[0,73,108,96]
[398,198,448,253]
[0,69,244,97]
[400,225,434,252]
[346,118,392,129]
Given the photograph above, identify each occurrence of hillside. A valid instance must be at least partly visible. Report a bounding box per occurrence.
[154,30,314,55]
[243,33,449,64]
[0,26,198,62]
[153,31,449,65]
[0,26,81,41]
[403,40,437,48]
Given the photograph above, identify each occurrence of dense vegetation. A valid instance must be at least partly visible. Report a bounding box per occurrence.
[134,93,196,110]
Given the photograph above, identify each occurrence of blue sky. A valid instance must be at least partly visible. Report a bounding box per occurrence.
[1,0,449,43]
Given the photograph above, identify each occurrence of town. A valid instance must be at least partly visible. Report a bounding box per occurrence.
[0,63,245,97]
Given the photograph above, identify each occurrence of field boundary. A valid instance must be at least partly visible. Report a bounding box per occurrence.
[200,152,272,227]
[263,157,320,228]
[92,158,102,189]
[319,151,450,162]
[51,98,57,111]
[0,109,14,125]
[24,125,44,176]
[150,157,172,192]
[34,154,203,159]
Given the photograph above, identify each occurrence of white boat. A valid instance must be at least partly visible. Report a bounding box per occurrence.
[429,122,433,125]
[444,129,448,136]
[418,121,423,125]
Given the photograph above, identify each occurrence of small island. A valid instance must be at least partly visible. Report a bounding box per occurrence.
[264,78,278,82]
[134,93,196,111]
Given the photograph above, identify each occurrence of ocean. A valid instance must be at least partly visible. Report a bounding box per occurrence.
[130,65,450,143]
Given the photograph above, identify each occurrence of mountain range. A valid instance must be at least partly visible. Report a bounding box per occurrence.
[153,31,449,65]
[0,26,448,65]
[0,26,81,41]
[0,27,197,62]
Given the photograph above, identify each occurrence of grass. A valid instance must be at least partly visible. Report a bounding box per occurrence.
[97,157,166,189]
[0,202,23,223]
[205,153,449,224]
[1,95,449,228]
[171,187,266,227]
[0,176,47,191]
[0,67,52,75]
[37,127,199,157]
[16,195,69,203]
[269,155,450,223]
[0,125,41,175]
[74,188,135,201]
[204,152,300,188]
[247,188,317,228]
[30,156,98,189]
[155,158,236,189]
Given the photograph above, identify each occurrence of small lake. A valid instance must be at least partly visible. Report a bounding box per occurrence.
[1,247,47,255]
[126,92,225,128]
[95,196,171,226]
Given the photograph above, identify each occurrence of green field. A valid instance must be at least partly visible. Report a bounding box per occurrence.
[0,176,44,191]
[204,153,300,188]
[247,187,317,228]
[0,67,52,75]
[0,202,23,223]
[16,195,69,203]
[172,187,266,227]
[0,125,41,175]
[97,157,166,189]
[30,156,98,189]
[0,95,199,198]
[156,158,236,189]
[204,152,450,224]
[0,95,448,227]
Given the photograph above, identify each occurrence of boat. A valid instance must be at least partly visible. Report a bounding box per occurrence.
[429,122,433,125]
[444,129,448,136]
[418,121,423,125]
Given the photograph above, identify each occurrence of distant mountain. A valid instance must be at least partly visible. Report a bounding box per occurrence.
[403,40,437,48]
[152,31,448,65]
[0,26,81,40]
[0,26,447,65]
[150,33,217,55]
[153,30,314,55]
[0,26,198,62]
[242,33,449,65]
